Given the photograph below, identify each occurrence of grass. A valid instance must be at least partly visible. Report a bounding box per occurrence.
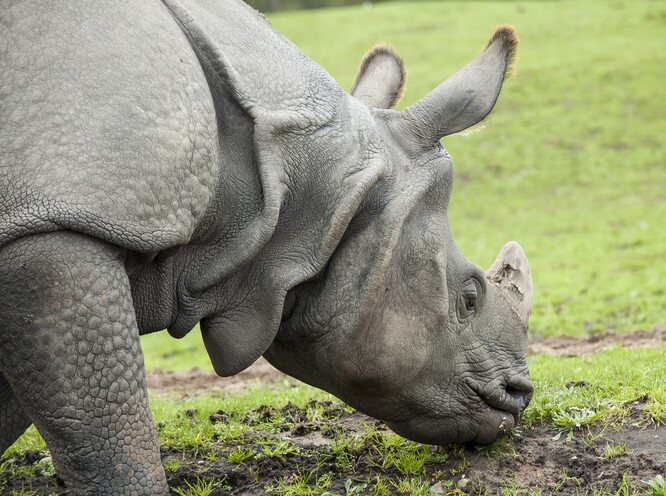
[147,382,334,453]
[172,476,223,496]
[2,0,665,494]
[6,346,661,494]
[525,346,666,430]
[646,476,666,496]
[601,441,633,460]
[141,324,211,372]
[3,345,666,493]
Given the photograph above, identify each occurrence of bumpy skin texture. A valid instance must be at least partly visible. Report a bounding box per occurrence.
[1,0,533,492]
[0,233,164,494]
[0,1,218,251]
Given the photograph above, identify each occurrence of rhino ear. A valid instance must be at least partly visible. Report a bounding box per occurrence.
[351,44,406,109]
[398,25,518,143]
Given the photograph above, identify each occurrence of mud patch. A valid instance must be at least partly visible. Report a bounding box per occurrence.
[528,324,666,357]
[3,328,665,494]
[165,418,666,495]
[147,358,288,394]
[454,425,666,494]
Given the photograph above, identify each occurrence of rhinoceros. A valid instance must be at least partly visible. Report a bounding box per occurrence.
[0,0,533,492]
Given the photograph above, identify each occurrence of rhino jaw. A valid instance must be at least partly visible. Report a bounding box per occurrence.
[485,241,532,328]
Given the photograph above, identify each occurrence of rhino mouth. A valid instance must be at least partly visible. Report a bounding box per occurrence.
[466,377,532,429]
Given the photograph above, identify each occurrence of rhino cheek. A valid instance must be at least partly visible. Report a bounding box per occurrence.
[271,315,435,423]
[380,312,531,444]
[321,310,433,400]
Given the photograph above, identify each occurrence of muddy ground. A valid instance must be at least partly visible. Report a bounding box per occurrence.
[2,326,665,495]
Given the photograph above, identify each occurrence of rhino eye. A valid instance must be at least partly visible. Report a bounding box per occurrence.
[458,279,480,319]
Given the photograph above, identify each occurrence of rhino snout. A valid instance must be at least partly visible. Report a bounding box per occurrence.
[501,376,535,428]
[466,373,534,436]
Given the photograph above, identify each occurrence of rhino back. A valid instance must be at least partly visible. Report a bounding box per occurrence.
[0,0,219,252]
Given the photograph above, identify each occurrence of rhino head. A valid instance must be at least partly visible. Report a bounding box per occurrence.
[263,27,533,445]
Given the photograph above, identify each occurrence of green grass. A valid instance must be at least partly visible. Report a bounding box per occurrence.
[525,345,666,430]
[141,324,211,372]
[148,381,334,452]
[146,348,666,493]
[173,476,223,496]
[601,441,633,460]
[4,347,666,494]
[8,348,665,453]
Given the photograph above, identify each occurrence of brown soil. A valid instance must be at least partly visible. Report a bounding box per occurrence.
[2,327,665,495]
[528,324,666,357]
[146,358,288,394]
[160,411,666,495]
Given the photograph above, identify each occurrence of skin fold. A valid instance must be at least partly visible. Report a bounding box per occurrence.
[0,0,533,493]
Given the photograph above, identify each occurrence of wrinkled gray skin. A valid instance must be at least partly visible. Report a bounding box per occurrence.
[0,0,534,493]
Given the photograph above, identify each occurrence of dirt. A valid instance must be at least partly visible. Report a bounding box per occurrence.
[160,412,666,495]
[158,405,666,495]
[146,358,289,395]
[2,327,665,495]
[528,324,666,357]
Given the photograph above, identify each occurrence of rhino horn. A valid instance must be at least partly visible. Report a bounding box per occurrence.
[485,241,532,327]
[397,25,518,143]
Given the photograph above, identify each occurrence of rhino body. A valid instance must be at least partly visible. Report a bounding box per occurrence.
[0,0,533,493]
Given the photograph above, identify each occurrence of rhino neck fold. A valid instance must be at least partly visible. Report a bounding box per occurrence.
[188,98,387,376]
[161,0,391,375]
[162,0,391,375]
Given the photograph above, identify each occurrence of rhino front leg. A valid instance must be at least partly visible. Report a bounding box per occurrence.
[0,373,32,454]
[0,232,167,495]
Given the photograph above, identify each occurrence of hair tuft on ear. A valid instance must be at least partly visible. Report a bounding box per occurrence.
[484,25,519,80]
[453,25,518,137]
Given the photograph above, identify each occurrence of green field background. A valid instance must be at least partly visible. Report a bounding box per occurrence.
[141,0,665,373]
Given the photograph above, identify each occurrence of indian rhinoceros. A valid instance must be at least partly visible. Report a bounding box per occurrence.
[0,0,534,492]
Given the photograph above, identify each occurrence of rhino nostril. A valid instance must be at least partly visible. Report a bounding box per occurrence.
[505,377,534,408]
[505,385,526,405]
